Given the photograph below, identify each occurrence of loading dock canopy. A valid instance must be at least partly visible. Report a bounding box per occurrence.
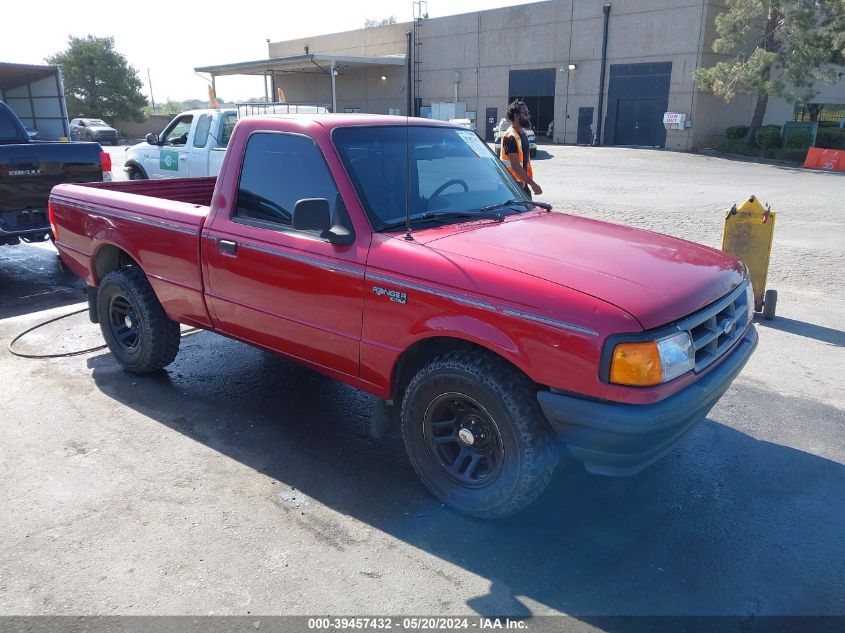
[195,53,406,113]
[195,53,405,77]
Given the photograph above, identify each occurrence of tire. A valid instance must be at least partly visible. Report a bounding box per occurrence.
[762,288,777,320]
[530,148,537,158]
[128,167,146,180]
[401,351,557,518]
[85,132,93,142]
[96,267,180,373]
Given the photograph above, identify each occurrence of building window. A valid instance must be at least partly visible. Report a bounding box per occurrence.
[344,107,361,113]
[388,107,400,116]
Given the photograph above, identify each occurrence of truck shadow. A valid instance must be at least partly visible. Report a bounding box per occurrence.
[755,316,845,347]
[0,242,85,320]
[87,332,845,617]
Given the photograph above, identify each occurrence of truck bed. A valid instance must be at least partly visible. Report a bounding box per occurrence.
[50,177,217,329]
[73,176,217,206]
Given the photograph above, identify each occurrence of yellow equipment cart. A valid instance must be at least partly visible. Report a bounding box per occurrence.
[721,195,777,320]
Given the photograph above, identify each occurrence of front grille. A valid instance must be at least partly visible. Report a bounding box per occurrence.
[677,281,751,373]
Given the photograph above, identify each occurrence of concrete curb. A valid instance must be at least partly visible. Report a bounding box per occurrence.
[697,148,805,167]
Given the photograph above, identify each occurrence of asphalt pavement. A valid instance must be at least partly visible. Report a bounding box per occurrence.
[1,145,842,622]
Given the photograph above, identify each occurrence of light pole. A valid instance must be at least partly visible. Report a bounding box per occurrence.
[331,62,338,113]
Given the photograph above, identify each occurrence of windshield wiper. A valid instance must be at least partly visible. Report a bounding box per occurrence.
[378,210,504,232]
[476,199,536,213]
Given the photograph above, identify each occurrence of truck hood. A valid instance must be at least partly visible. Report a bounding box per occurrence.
[423,212,745,330]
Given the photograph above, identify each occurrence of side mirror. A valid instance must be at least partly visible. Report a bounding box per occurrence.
[293,198,331,233]
[293,198,355,245]
[145,133,160,145]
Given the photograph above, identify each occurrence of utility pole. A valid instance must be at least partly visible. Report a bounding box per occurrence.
[147,68,155,111]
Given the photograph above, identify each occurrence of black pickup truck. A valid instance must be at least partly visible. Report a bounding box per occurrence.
[0,100,110,246]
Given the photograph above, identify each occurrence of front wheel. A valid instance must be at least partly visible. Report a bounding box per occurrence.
[96,267,180,373]
[128,167,146,180]
[401,351,557,518]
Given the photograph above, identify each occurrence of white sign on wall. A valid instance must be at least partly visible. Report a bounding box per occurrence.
[663,112,687,130]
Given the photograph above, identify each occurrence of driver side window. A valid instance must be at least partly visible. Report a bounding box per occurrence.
[164,115,193,146]
[234,132,339,232]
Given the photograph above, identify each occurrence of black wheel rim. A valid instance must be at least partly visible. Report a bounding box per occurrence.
[108,293,140,352]
[423,392,504,488]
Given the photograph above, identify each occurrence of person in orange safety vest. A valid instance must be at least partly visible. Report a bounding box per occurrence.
[499,99,542,198]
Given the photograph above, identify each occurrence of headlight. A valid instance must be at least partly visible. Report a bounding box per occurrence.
[745,281,755,321]
[610,331,694,386]
[657,332,695,381]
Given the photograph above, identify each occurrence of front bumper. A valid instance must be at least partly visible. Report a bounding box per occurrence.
[537,326,758,476]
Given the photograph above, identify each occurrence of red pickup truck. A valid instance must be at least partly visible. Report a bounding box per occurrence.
[50,115,757,517]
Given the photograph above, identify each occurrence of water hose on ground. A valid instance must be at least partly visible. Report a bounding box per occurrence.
[8,308,197,359]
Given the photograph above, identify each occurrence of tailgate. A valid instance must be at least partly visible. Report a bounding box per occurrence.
[0,142,103,213]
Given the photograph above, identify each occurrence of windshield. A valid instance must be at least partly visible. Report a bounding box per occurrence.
[333,125,528,230]
[86,119,108,126]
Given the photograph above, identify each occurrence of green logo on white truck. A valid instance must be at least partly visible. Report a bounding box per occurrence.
[160,150,180,171]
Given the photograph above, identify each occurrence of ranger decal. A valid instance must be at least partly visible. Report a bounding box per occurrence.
[373,286,408,304]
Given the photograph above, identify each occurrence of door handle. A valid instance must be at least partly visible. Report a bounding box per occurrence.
[218,239,238,256]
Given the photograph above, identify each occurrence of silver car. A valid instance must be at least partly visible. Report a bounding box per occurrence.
[69,118,118,145]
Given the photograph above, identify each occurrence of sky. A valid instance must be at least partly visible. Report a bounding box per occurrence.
[3,0,542,104]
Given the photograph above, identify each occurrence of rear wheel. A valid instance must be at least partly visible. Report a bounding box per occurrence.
[401,351,557,518]
[128,167,146,180]
[96,267,180,373]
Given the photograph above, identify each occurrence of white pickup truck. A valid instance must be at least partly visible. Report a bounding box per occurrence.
[124,109,237,180]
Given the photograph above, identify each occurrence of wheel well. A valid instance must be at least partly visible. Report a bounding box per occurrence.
[391,336,534,402]
[93,245,139,284]
[125,161,147,178]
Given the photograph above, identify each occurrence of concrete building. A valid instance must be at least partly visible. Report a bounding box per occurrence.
[195,0,845,151]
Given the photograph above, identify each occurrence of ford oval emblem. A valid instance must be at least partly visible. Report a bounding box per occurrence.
[723,321,734,336]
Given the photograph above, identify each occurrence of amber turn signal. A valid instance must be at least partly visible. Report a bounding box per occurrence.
[610,341,662,386]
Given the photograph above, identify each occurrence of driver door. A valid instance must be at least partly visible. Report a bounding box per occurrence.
[202,131,366,382]
[147,114,193,178]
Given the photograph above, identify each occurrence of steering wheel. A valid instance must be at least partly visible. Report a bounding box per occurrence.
[430,179,469,201]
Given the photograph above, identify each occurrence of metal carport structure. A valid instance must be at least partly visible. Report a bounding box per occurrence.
[195,53,406,113]
[0,63,70,140]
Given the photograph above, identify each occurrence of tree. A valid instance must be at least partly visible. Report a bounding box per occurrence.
[364,16,397,28]
[46,35,147,122]
[806,103,825,121]
[694,1,845,144]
